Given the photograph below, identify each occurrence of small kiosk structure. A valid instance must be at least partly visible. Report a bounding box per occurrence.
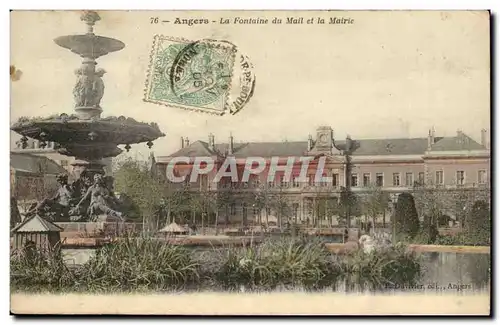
[11,214,63,251]
[158,222,188,237]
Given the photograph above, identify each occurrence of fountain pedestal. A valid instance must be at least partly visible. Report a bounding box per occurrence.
[71,159,106,179]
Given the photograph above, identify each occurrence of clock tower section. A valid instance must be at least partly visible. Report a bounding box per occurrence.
[307,126,342,156]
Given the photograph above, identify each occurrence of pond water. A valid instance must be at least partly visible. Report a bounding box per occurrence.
[62,246,490,293]
[419,252,490,292]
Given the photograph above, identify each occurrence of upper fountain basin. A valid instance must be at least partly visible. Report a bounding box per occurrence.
[54,34,125,59]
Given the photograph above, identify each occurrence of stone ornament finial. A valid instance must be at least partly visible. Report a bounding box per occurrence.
[81,11,101,33]
[81,11,101,25]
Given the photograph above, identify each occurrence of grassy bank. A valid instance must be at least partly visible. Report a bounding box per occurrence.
[10,237,422,293]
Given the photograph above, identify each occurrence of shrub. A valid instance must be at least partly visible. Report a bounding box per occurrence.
[413,217,439,245]
[263,238,342,290]
[74,236,200,292]
[435,232,489,246]
[343,243,422,290]
[394,193,420,239]
[211,238,342,291]
[10,245,75,292]
[463,200,490,246]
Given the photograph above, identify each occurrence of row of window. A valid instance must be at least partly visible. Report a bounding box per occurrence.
[191,169,489,189]
[351,170,488,187]
[436,169,488,186]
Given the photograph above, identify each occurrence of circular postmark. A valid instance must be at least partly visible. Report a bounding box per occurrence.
[169,39,234,107]
[148,37,256,115]
[227,50,256,115]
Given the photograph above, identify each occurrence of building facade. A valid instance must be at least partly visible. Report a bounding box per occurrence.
[10,152,69,213]
[155,126,490,226]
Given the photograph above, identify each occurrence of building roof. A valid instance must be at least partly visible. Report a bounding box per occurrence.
[162,132,487,159]
[12,214,63,233]
[342,138,430,156]
[10,152,67,175]
[429,133,485,151]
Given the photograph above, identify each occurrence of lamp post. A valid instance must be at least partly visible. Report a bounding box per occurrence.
[331,135,354,241]
[337,135,353,228]
[391,194,398,243]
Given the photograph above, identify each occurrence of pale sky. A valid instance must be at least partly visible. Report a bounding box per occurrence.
[10,10,490,158]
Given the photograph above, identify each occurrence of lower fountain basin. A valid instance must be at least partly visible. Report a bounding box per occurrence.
[11,114,166,157]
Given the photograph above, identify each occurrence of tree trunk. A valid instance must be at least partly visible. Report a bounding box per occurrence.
[215,208,219,235]
[242,207,246,228]
[201,212,205,235]
[382,209,386,228]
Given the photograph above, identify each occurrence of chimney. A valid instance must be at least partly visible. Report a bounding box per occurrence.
[181,136,185,149]
[481,129,487,148]
[208,133,215,151]
[307,135,313,151]
[228,133,234,155]
[184,137,190,147]
[427,127,435,149]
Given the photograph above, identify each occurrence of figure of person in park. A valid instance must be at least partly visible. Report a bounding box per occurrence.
[26,173,74,221]
[70,174,124,221]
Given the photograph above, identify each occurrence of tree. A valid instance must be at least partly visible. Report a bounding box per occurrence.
[339,187,361,227]
[361,186,390,230]
[161,183,191,225]
[308,185,336,227]
[412,182,448,243]
[324,194,341,227]
[451,187,490,228]
[268,184,292,229]
[464,200,490,245]
[189,187,224,233]
[216,182,238,227]
[394,192,420,239]
[413,182,491,243]
[113,158,163,228]
[420,213,439,244]
[252,184,272,225]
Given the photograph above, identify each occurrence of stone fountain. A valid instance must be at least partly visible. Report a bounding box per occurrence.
[11,11,165,223]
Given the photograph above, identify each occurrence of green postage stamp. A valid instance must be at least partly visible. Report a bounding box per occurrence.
[144,35,245,115]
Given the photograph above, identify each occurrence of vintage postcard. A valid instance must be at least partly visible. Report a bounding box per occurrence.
[9,10,491,315]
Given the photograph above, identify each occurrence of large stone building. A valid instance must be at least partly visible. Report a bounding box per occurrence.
[156,126,490,226]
